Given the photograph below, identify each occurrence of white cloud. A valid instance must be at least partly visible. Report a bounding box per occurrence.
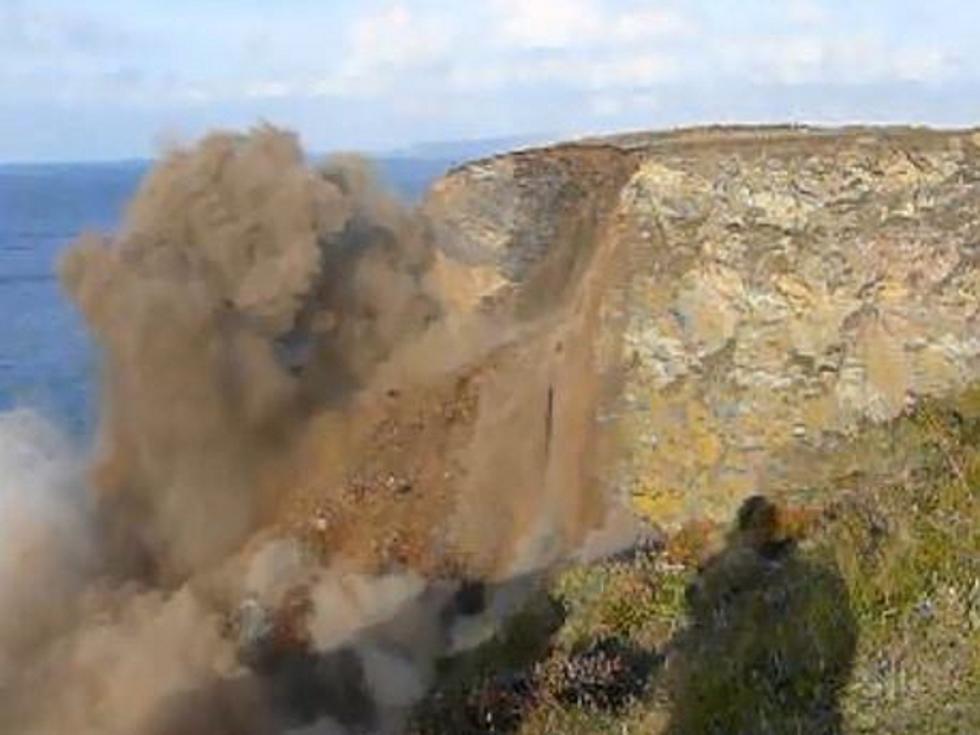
[347,4,451,70]
[719,33,957,85]
[610,8,698,42]
[785,0,830,26]
[447,52,679,93]
[438,1,691,92]
[0,2,134,57]
[307,1,690,99]
[315,3,454,96]
[492,0,696,49]
[8,0,961,124]
[228,3,950,110]
[493,0,604,49]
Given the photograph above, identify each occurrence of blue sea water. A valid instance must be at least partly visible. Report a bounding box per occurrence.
[0,161,145,434]
[0,156,453,435]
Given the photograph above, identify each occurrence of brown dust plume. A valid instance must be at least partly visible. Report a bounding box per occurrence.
[0,126,629,734]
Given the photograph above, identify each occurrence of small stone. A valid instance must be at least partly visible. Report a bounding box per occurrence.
[913,598,934,620]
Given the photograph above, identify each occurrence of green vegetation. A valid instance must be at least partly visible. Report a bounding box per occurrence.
[410,387,979,734]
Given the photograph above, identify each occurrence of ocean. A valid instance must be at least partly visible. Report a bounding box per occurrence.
[0,156,453,435]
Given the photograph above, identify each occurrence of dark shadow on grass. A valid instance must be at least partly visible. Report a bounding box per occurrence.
[664,495,858,735]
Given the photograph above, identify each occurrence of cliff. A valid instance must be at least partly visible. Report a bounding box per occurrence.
[423,125,980,528]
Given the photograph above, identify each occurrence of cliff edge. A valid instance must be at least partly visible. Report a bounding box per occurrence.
[424,125,980,528]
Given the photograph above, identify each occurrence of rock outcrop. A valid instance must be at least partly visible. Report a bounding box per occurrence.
[423,126,980,527]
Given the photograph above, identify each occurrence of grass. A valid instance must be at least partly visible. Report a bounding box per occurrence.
[410,386,980,734]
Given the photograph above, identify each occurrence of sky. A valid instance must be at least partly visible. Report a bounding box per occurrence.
[1,0,979,161]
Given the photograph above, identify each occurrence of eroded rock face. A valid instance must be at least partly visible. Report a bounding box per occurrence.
[423,145,633,317]
[424,127,980,527]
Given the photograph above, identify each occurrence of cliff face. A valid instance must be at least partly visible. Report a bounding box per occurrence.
[423,127,980,527]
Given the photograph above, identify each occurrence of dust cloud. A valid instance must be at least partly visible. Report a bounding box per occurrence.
[0,126,625,733]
